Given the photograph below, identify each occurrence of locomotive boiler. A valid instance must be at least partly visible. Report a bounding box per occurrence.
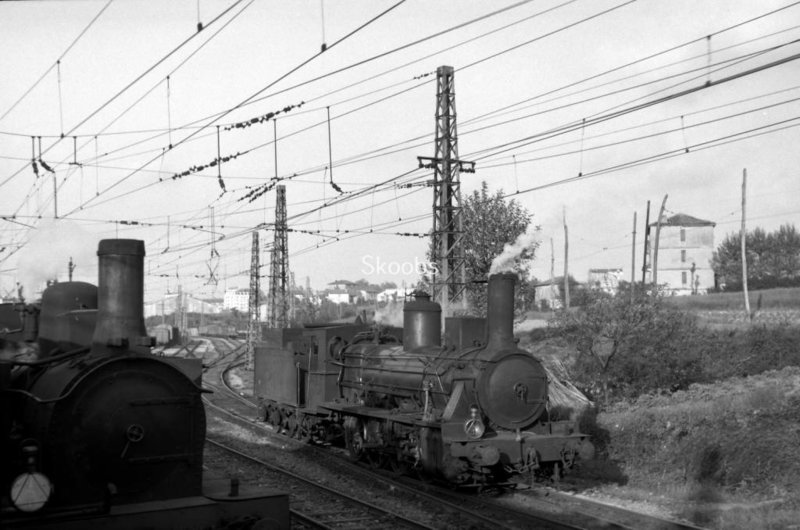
[254,273,593,487]
[1,239,288,529]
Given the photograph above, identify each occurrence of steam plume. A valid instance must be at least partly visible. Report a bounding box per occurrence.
[373,301,403,327]
[489,230,539,275]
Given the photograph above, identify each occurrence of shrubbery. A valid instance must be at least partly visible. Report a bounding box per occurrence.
[549,289,800,405]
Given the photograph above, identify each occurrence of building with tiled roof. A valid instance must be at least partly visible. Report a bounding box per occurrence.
[648,213,716,295]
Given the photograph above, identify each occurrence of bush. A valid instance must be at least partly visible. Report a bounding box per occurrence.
[550,290,709,403]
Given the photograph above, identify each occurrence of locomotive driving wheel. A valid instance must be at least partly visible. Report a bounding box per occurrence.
[268,404,282,429]
[344,416,365,461]
[295,416,312,443]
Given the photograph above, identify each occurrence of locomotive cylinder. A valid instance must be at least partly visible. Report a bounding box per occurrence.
[485,272,516,351]
[91,239,149,353]
[402,293,441,350]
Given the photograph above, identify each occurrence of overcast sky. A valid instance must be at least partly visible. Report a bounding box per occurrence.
[1,0,799,302]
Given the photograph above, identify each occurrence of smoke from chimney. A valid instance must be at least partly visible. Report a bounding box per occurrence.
[489,230,539,275]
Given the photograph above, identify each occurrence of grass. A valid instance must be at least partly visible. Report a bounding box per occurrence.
[663,287,800,311]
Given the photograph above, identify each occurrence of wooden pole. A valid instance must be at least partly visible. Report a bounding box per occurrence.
[563,206,570,309]
[652,195,668,287]
[550,237,555,311]
[741,169,751,319]
[641,200,650,284]
[631,211,637,303]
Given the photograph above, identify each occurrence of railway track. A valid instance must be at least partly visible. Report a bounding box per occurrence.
[206,438,437,529]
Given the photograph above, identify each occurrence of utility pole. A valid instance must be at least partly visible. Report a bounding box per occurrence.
[631,211,637,303]
[176,284,185,343]
[268,185,289,328]
[652,194,668,286]
[418,65,474,319]
[563,206,570,309]
[741,169,751,319]
[246,231,260,370]
[550,237,555,310]
[641,200,650,284]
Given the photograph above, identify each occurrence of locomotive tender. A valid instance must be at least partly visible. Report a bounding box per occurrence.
[0,239,288,529]
[254,272,594,486]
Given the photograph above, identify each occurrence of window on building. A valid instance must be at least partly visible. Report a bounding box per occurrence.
[681,250,686,262]
[680,228,686,242]
[682,271,688,285]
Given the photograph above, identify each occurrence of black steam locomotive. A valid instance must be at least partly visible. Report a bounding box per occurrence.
[0,239,288,529]
[254,273,594,487]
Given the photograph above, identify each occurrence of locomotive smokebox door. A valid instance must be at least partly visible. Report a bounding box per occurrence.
[478,352,548,430]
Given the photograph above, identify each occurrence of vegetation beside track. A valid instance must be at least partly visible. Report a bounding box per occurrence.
[524,288,800,529]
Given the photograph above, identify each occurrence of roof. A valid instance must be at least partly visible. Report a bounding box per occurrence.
[650,213,715,228]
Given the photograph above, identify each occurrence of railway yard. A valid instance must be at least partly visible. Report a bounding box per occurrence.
[4,3,800,529]
[197,336,706,530]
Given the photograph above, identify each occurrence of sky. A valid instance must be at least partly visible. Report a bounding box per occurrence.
[1,0,799,304]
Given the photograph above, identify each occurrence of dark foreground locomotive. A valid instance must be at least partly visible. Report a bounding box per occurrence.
[0,239,289,529]
[254,273,594,487]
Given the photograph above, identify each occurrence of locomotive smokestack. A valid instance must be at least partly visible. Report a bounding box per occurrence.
[91,239,150,354]
[486,272,516,350]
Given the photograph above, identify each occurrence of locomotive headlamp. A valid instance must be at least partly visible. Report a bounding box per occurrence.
[10,443,52,512]
[464,405,485,440]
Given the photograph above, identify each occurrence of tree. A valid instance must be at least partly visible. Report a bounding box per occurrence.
[712,224,800,290]
[448,181,538,317]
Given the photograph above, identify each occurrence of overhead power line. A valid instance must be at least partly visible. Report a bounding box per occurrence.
[0,0,114,123]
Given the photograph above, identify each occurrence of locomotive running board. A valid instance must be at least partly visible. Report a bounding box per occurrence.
[321,402,440,428]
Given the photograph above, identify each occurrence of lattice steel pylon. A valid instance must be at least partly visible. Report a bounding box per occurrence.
[246,231,259,370]
[417,65,474,318]
[268,185,289,328]
[206,206,220,288]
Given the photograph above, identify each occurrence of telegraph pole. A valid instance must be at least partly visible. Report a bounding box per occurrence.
[652,195,668,286]
[268,185,289,328]
[641,200,650,284]
[563,206,570,309]
[631,211,637,303]
[418,65,474,318]
[741,169,751,319]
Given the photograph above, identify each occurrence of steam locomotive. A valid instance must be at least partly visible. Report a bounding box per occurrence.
[0,239,289,529]
[254,273,594,487]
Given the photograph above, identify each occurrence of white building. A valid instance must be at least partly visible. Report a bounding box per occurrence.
[649,213,715,295]
[223,287,250,312]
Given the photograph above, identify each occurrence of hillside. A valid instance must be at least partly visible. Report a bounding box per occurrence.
[590,366,800,528]
[519,306,800,530]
